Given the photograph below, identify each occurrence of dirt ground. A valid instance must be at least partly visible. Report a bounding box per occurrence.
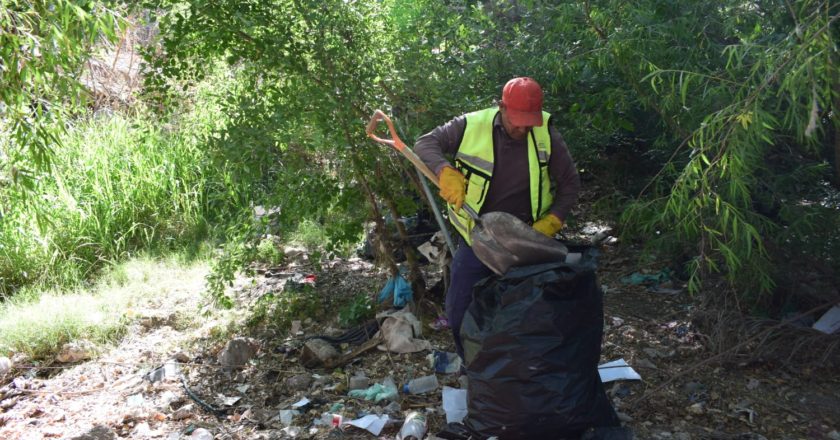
[1,222,839,439]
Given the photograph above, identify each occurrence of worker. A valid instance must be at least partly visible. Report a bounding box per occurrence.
[415,77,581,360]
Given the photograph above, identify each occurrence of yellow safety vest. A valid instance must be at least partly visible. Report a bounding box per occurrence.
[449,107,554,245]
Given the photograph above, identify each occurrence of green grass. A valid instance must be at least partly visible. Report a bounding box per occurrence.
[0,256,210,360]
[0,111,217,296]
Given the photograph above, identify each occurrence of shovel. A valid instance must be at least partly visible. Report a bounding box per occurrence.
[366,110,568,275]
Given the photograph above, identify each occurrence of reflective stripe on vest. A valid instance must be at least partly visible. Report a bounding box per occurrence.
[450,107,553,245]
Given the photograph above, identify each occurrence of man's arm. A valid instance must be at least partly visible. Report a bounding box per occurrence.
[546,126,581,222]
[414,116,467,175]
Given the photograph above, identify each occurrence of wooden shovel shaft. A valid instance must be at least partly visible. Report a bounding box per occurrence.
[366,110,479,220]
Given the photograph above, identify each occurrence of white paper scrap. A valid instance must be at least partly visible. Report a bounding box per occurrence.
[598,358,642,382]
[343,414,389,436]
[442,386,468,424]
[813,304,840,334]
[291,397,310,409]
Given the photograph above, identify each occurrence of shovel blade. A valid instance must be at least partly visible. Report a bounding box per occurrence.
[470,211,569,275]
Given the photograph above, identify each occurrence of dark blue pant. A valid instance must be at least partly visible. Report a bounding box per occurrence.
[447,239,493,360]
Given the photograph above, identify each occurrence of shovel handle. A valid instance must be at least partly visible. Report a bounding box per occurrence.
[366,110,480,221]
[366,110,440,186]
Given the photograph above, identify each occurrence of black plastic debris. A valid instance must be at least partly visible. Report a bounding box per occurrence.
[459,246,622,439]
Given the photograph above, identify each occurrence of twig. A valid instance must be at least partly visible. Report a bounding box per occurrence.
[629,300,837,405]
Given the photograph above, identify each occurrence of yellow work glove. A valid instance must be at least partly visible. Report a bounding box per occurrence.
[533,213,564,237]
[438,166,466,212]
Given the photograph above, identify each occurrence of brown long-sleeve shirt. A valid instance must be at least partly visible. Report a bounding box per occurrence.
[414,112,580,223]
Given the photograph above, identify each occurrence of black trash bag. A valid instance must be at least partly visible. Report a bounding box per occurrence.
[460,246,620,440]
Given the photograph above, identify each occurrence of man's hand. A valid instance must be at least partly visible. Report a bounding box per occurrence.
[533,213,564,237]
[438,166,466,212]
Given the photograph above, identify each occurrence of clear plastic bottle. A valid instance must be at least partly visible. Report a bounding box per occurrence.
[397,411,427,440]
[402,374,439,394]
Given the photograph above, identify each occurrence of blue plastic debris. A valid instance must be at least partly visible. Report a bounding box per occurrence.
[377,267,413,308]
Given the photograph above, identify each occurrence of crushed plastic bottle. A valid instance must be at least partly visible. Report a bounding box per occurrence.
[397,411,427,440]
[402,374,439,395]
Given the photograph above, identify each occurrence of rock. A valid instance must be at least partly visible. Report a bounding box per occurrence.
[286,373,313,391]
[299,338,339,368]
[284,246,308,260]
[68,425,117,440]
[616,411,633,422]
[131,422,152,438]
[290,320,303,335]
[217,337,260,371]
[635,358,658,369]
[0,356,12,374]
[172,403,194,421]
[56,340,96,363]
[349,375,370,391]
[189,428,213,440]
[172,351,191,363]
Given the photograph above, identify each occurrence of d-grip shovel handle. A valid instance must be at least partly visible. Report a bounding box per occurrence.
[366,110,480,220]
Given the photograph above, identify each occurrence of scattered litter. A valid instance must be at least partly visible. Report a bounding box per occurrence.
[281,426,301,437]
[598,359,642,382]
[344,414,390,435]
[620,270,672,290]
[402,375,438,394]
[146,360,179,383]
[418,231,447,265]
[0,356,11,374]
[442,387,467,424]
[291,397,310,409]
[377,267,413,308]
[732,400,757,424]
[236,384,250,393]
[376,309,431,353]
[126,393,145,407]
[349,372,369,391]
[428,316,449,331]
[279,409,299,426]
[397,411,427,440]
[428,350,461,374]
[813,304,840,334]
[347,377,398,402]
[217,394,241,406]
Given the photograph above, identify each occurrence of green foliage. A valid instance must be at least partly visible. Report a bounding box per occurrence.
[246,281,323,332]
[4,0,836,319]
[0,257,208,360]
[338,292,375,328]
[139,0,839,314]
[256,237,284,267]
[0,1,122,210]
[619,0,839,307]
[0,111,215,294]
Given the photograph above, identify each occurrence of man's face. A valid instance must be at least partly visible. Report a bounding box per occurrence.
[499,104,532,140]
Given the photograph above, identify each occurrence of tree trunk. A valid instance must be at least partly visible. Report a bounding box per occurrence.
[375,165,427,301]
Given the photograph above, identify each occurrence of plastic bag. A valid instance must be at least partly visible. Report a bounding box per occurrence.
[377,267,413,308]
[460,246,621,439]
